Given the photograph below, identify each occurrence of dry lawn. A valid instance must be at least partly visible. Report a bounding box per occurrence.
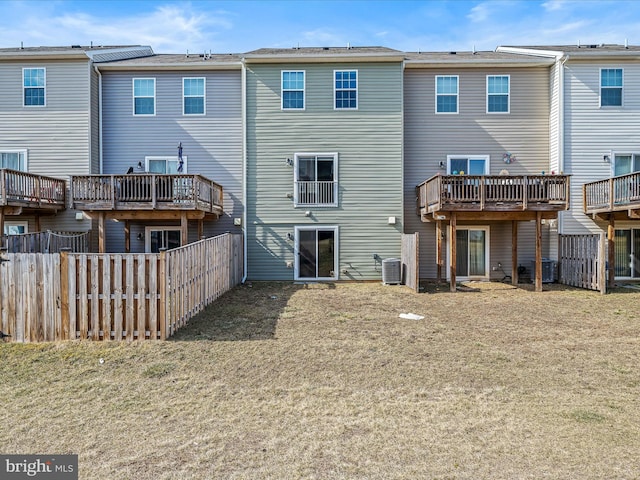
[0,281,639,479]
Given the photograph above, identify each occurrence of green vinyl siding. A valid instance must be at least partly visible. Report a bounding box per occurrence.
[246,61,404,280]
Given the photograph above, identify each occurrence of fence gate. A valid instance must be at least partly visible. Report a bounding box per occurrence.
[558,233,606,294]
[401,233,419,292]
[0,253,62,342]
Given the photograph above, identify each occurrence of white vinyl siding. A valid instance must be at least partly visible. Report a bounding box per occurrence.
[435,75,458,113]
[487,75,509,113]
[133,78,155,115]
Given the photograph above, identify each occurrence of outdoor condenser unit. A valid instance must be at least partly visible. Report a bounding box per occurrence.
[382,258,402,285]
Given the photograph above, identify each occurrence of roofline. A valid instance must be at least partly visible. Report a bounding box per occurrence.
[404,58,555,68]
[496,46,564,59]
[96,61,243,71]
[243,53,405,64]
[0,45,154,62]
[497,45,640,61]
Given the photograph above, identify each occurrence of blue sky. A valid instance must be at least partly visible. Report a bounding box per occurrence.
[1,0,640,53]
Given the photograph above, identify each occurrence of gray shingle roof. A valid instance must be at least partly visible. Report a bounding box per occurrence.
[404,50,554,67]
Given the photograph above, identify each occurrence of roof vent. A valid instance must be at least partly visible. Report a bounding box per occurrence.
[449,51,457,55]
[71,45,82,49]
[323,47,329,50]
[588,44,598,48]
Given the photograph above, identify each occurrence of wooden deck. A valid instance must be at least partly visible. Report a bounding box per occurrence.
[416,174,570,221]
[0,169,66,213]
[583,172,640,220]
[70,173,223,219]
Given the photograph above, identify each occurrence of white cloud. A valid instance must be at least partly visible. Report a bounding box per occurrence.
[467,2,491,22]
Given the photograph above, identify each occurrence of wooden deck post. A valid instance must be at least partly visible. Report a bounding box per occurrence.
[608,214,615,288]
[512,220,519,285]
[535,211,542,292]
[436,220,443,283]
[180,212,188,246]
[124,220,130,253]
[35,215,41,232]
[98,212,106,253]
[0,208,4,242]
[450,213,457,293]
[198,219,204,240]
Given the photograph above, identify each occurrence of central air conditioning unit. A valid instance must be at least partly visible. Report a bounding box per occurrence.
[382,258,401,285]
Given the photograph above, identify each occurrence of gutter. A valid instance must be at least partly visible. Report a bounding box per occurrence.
[241,58,248,283]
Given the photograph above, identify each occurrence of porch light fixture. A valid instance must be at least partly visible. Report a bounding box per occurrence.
[286,158,293,166]
[137,233,144,241]
[287,233,294,241]
[137,161,143,170]
[603,153,611,163]
[439,161,445,169]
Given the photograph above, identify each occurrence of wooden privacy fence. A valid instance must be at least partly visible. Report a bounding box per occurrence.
[0,233,243,342]
[401,233,419,292]
[558,233,606,294]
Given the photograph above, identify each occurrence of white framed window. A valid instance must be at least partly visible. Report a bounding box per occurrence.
[487,75,509,113]
[282,71,305,110]
[23,68,45,106]
[600,68,623,107]
[183,77,205,115]
[0,150,27,171]
[613,153,640,176]
[447,155,489,175]
[145,156,186,174]
[436,75,458,114]
[294,153,338,207]
[4,221,28,236]
[294,225,339,281]
[133,78,156,115]
[144,226,181,253]
[334,70,357,109]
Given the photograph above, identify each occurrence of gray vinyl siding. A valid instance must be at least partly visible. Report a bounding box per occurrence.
[0,58,93,234]
[246,62,404,280]
[404,66,552,279]
[101,69,243,252]
[90,65,100,174]
[561,60,640,235]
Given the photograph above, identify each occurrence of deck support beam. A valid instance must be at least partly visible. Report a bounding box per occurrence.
[512,221,518,285]
[436,220,443,283]
[124,220,131,253]
[535,211,542,292]
[608,215,615,289]
[180,212,188,247]
[98,212,106,253]
[450,212,457,293]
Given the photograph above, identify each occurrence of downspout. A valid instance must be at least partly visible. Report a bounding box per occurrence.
[93,64,103,174]
[558,54,569,234]
[241,58,248,283]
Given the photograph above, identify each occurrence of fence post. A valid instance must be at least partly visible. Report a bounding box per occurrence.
[159,249,167,340]
[60,252,69,340]
[599,232,607,295]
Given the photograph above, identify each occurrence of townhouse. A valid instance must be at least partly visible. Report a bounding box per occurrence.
[500,44,640,282]
[243,47,404,281]
[0,45,152,241]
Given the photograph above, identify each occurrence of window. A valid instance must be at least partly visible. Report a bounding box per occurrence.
[613,154,640,176]
[452,227,490,279]
[4,221,27,236]
[183,77,205,115]
[601,68,623,107]
[436,75,458,113]
[294,153,338,206]
[447,155,489,175]
[487,75,509,113]
[282,71,305,110]
[144,227,181,253]
[334,70,357,109]
[0,150,27,171]
[295,226,339,281]
[133,78,155,115]
[23,68,45,106]
[145,156,186,174]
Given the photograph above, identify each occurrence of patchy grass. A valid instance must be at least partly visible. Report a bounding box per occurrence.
[0,281,639,479]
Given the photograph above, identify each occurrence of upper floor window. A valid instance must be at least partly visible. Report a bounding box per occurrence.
[282,71,305,110]
[183,77,205,115]
[4,221,28,236]
[436,75,458,114]
[0,150,27,171]
[487,75,509,113]
[334,70,357,109]
[133,78,155,115]
[294,153,338,206]
[614,154,640,176]
[447,155,489,175]
[146,156,186,174]
[23,68,45,106]
[601,68,623,107]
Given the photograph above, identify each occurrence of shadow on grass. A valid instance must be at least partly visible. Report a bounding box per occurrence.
[170,281,304,342]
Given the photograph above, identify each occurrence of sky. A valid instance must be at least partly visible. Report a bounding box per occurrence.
[1,0,640,54]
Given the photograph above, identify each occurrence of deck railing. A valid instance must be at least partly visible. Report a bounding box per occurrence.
[70,174,223,213]
[1,231,89,253]
[0,169,66,208]
[583,172,640,214]
[417,174,570,213]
